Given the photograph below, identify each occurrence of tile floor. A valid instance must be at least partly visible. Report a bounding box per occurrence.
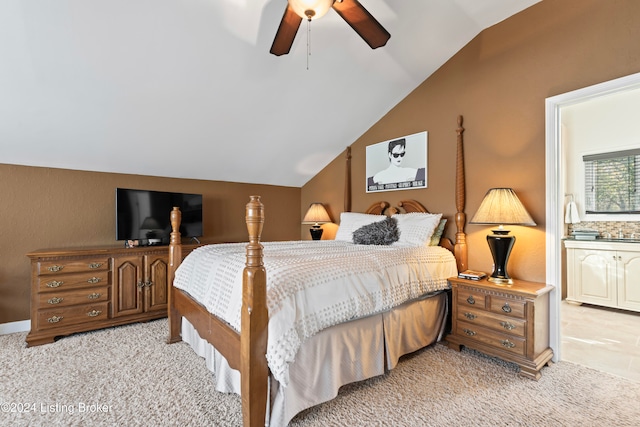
[561,300,640,382]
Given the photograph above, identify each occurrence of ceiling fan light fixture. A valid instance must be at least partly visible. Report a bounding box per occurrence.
[288,0,334,20]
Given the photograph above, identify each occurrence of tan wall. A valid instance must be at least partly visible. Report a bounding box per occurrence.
[303,0,640,283]
[5,0,640,323]
[0,164,300,323]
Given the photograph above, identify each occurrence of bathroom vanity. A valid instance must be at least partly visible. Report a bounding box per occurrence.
[565,239,640,312]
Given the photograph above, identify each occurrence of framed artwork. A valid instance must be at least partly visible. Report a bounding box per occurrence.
[366,131,427,193]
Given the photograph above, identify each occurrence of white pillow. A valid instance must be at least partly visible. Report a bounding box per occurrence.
[335,212,385,242]
[392,212,443,247]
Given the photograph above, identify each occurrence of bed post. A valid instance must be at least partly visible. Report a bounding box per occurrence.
[241,196,269,427]
[344,146,352,212]
[167,207,183,344]
[454,115,468,272]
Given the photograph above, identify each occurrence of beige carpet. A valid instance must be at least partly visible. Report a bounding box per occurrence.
[1,319,638,427]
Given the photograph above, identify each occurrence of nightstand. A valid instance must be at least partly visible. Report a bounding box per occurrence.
[445,276,554,380]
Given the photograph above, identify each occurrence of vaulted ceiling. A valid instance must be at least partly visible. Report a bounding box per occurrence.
[1,0,539,187]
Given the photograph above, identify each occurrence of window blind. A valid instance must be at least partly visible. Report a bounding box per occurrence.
[584,149,640,214]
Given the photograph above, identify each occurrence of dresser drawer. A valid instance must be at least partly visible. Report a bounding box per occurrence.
[456,320,526,356]
[38,271,109,292]
[37,302,110,329]
[457,288,487,308]
[38,286,109,308]
[490,296,526,318]
[457,307,526,337]
[37,258,109,276]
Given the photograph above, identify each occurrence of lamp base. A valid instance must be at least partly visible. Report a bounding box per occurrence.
[309,226,323,240]
[488,276,514,285]
[487,230,515,286]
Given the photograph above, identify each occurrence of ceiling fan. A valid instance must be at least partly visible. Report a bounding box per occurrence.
[270,0,391,56]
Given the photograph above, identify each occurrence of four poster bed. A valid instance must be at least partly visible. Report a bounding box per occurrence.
[167,117,469,427]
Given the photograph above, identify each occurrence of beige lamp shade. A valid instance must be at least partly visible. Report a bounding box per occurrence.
[470,188,536,226]
[302,203,331,225]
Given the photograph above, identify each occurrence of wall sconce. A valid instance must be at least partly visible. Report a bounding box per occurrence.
[302,202,331,240]
[470,188,536,284]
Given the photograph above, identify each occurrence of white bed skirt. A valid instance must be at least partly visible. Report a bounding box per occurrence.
[181,291,448,427]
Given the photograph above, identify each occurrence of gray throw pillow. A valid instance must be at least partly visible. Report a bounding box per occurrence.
[352,217,400,245]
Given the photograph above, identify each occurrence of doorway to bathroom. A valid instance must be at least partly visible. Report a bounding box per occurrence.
[546,72,640,381]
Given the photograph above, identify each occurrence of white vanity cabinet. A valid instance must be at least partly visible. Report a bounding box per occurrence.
[565,240,640,312]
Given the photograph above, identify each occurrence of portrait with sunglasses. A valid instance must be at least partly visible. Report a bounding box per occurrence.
[366,133,427,192]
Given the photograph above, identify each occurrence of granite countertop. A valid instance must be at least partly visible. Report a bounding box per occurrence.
[564,236,640,243]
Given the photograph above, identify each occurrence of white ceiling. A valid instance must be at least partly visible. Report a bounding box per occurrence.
[0,0,539,187]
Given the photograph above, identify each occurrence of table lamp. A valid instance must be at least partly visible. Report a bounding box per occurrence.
[302,203,331,240]
[469,188,536,284]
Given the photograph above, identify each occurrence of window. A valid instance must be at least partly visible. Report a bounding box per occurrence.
[584,149,640,214]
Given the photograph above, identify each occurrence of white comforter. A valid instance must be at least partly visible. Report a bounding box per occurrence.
[173,240,457,386]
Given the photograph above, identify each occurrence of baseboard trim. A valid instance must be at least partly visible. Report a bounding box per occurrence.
[0,320,30,335]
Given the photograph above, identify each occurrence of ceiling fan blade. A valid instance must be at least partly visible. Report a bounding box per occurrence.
[332,0,390,49]
[270,5,303,56]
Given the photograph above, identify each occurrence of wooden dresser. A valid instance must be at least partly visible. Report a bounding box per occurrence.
[445,276,554,380]
[26,244,199,346]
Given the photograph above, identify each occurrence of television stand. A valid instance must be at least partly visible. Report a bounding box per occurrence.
[26,243,201,346]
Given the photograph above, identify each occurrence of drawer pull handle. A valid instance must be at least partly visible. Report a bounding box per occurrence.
[463,312,477,320]
[501,339,516,349]
[89,263,103,269]
[466,296,476,305]
[144,281,153,287]
[87,310,102,317]
[87,277,101,284]
[87,293,101,300]
[47,297,64,305]
[137,281,145,288]
[47,316,63,323]
[46,280,64,288]
[463,328,476,336]
[500,321,516,330]
[47,265,64,272]
[502,303,512,313]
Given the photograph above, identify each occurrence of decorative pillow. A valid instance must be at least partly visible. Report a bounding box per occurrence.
[335,212,385,242]
[392,212,443,247]
[429,219,448,246]
[352,217,400,245]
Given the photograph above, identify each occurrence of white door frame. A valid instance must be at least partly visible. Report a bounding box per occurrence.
[545,71,640,361]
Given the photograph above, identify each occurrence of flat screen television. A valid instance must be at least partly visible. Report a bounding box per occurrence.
[116,188,203,245]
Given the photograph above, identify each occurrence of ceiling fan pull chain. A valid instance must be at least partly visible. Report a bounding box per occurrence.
[306,18,311,70]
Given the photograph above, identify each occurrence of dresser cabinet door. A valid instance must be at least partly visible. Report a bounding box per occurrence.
[112,255,144,317]
[144,254,169,313]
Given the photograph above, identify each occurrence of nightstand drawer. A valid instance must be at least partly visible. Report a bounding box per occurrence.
[490,296,525,318]
[457,288,487,308]
[456,320,526,356]
[457,307,526,337]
